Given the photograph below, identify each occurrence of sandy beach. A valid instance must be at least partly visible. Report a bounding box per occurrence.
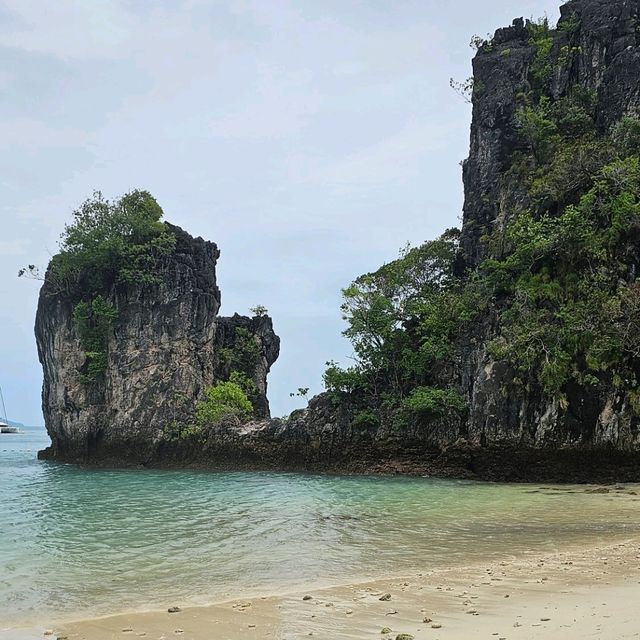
[44,534,640,640]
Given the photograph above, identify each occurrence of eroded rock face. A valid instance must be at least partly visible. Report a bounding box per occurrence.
[164,0,640,482]
[460,0,640,268]
[135,393,640,482]
[36,224,279,464]
[454,0,640,469]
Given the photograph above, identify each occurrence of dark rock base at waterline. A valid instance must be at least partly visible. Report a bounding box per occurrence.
[37,443,640,484]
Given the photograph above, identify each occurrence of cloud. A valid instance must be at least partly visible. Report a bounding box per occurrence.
[0,239,27,256]
[301,119,456,194]
[0,0,133,60]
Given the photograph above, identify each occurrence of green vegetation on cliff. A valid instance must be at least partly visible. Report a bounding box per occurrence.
[326,16,640,425]
[24,190,176,384]
[484,106,640,405]
[195,374,254,426]
[53,190,176,297]
[324,229,478,425]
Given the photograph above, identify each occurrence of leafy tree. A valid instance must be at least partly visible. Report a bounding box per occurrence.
[404,387,467,419]
[21,189,176,384]
[195,379,253,426]
[250,304,269,317]
[48,190,176,297]
[325,228,473,421]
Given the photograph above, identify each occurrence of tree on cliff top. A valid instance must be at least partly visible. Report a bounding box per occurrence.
[26,190,176,299]
[20,189,177,384]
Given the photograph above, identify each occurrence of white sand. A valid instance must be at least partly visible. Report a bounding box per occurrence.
[48,535,640,640]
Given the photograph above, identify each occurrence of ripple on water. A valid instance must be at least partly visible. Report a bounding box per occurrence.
[2,427,640,628]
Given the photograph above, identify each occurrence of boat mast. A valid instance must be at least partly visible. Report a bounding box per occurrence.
[0,385,7,423]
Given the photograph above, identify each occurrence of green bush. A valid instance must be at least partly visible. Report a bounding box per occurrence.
[195,380,253,426]
[527,17,554,91]
[611,117,640,157]
[323,362,370,397]
[404,387,467,418]
[72,295,118,383]
[49,189,175,298]
[516,98,560,163]
[220,327,261,373]
[351,409,380,429]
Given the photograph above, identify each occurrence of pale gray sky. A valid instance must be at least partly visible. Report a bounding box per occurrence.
[1,0,562,424]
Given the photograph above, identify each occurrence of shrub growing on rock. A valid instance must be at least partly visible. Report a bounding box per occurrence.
[195,380,253,426]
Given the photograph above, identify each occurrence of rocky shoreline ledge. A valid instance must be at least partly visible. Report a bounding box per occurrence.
[39,408,640,483]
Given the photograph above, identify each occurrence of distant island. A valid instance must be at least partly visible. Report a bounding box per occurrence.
[33,0,640,482]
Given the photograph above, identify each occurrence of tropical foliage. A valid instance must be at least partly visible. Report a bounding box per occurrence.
[324,229,477,424]
[326,16,640,424]
[195,377,254,426]
[23,190,176,383]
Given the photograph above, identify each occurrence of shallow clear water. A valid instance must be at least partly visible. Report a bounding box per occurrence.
[2,427,640,632]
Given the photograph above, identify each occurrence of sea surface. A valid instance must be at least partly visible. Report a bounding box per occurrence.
[2,426,640,635]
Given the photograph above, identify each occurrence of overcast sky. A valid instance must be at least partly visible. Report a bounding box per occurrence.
[1,0,562,425]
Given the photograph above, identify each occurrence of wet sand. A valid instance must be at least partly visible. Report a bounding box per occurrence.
[48,535,640,640]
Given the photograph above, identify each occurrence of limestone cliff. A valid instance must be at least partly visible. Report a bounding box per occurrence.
[158,0,640,482]
[37,0,640,481]
[37,223,279,464]
[459,0,640,268]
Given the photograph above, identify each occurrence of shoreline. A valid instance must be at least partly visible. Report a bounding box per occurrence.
[38,534,640,640]
[37,445,640,484]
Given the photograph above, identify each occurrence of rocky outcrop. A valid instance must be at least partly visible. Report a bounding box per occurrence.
[147,0,640,482]
[37,224,279,464]
[460,0,640,268]
[36,0,640,481]
[453,0,640,475]
[133,393,640,482]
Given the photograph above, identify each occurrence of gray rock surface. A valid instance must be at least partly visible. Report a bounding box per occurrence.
[37,0,640,481]
[145,0,640,482]
[37,224,279,464]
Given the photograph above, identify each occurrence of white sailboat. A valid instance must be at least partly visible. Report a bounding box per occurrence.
[0,385,18,434]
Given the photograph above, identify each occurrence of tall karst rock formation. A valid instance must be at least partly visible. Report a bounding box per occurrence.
[37,223,279,464]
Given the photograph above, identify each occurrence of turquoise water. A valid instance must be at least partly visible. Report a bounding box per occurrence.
[2,427,640,634]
